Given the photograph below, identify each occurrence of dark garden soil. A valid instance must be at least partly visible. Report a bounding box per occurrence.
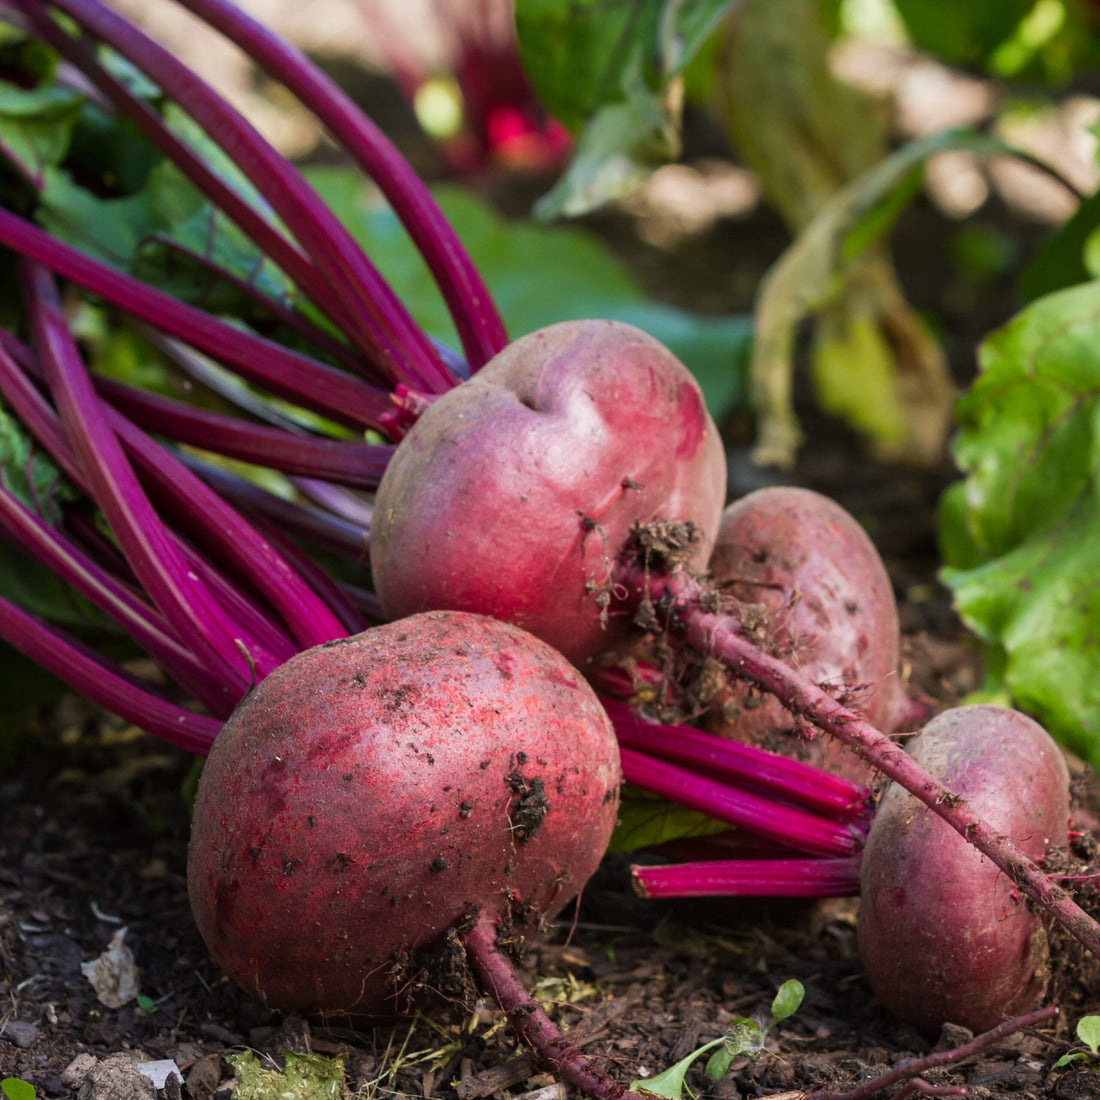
[4,46,1100,1100]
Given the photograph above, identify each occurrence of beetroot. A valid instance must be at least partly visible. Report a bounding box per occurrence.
[707,486,908,784]
[187,610,620,1018]
[369,319,727,666]
[858,705,1070,1034]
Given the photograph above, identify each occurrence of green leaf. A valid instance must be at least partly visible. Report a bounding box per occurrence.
[226,1050,345,1100]
[938,279,1100,766]
[37,149,293,313]
[514,0,731,132]
[1019,190,1100,304]
[768,979,804,1025]
[749,126,1068,467]
[305,168,749,420]
[1054,1052,1089,1068]
[0,402,109,627]
[723,1018,765,1058]
[609,788,731,853]
[631,1037,724,1099]
[0,80,82,189]
[532,65,677,218]
[515,0,734,213]
[1079,1015,1100,1055]
[892,0,1035,66]
[1,1079,36,1100]
[703,1045,734,1082]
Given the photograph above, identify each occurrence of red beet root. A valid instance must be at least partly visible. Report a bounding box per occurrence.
[187,610,621,1018]
[370,320,727,666]
[708,486,908,784]
[858,704,1070,1034]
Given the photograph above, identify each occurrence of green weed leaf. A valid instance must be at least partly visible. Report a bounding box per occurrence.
[1,1079,36,1100]
[1078,1015,1100,1055]
[632,1038,724,1099]
[703,1045,734,1082]
[1054,1052,1089,1068]
[723,1018,765,1058]
[769,979,805,1025]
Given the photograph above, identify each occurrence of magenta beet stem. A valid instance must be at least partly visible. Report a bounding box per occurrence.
[604,697,871,822]
[463,917,645,1100]
[0,594,221,753]
[179,0,508,371]
[620,748,863,858]
[631,856,861,900]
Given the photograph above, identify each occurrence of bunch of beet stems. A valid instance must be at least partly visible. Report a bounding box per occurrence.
[0,0,1097,1032]
[0,0,874,859]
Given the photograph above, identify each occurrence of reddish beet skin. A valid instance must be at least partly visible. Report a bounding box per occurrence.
[370,320,727,666]
[708,486,907,784]
[187,611,620,1017]
[858,705,1069,1034]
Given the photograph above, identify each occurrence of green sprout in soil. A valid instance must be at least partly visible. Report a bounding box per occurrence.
[631,979,805,1099]
[1,1079,36,1100]
[1054,1015,1100,1068]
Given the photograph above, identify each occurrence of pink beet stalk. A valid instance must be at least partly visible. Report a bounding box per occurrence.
[604,697,870,822]
[620,748,863,858]
[178,0,508,370]
[15,0,453,393]
[617,560,1100,962]
[631,857,861,900]
[0,594,220,753]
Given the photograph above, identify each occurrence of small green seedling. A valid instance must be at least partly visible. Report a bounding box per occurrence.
[1054,1015,1100,1068]
[1,1078,36,1100]
[631,979,805,1099]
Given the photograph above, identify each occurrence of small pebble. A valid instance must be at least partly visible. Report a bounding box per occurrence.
[61,1053,98,1089]
[0,1020,37,1048]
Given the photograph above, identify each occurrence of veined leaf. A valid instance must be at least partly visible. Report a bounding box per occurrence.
[939,279,1100,766]
[0,80,83,190]
[515,0,734,214]
[514,0,732,132]
[610,787,729,853]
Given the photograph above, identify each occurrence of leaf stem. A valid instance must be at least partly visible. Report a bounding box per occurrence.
[631,857,861,899]
[0,592,220,752]
[179,0,507,372]
[0,206,394,430]
[604,697,870,822]
[620,748,863,858]
[17,0,451,391]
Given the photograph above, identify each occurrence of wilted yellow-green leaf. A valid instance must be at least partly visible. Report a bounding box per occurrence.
[227,1050,345,1100]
